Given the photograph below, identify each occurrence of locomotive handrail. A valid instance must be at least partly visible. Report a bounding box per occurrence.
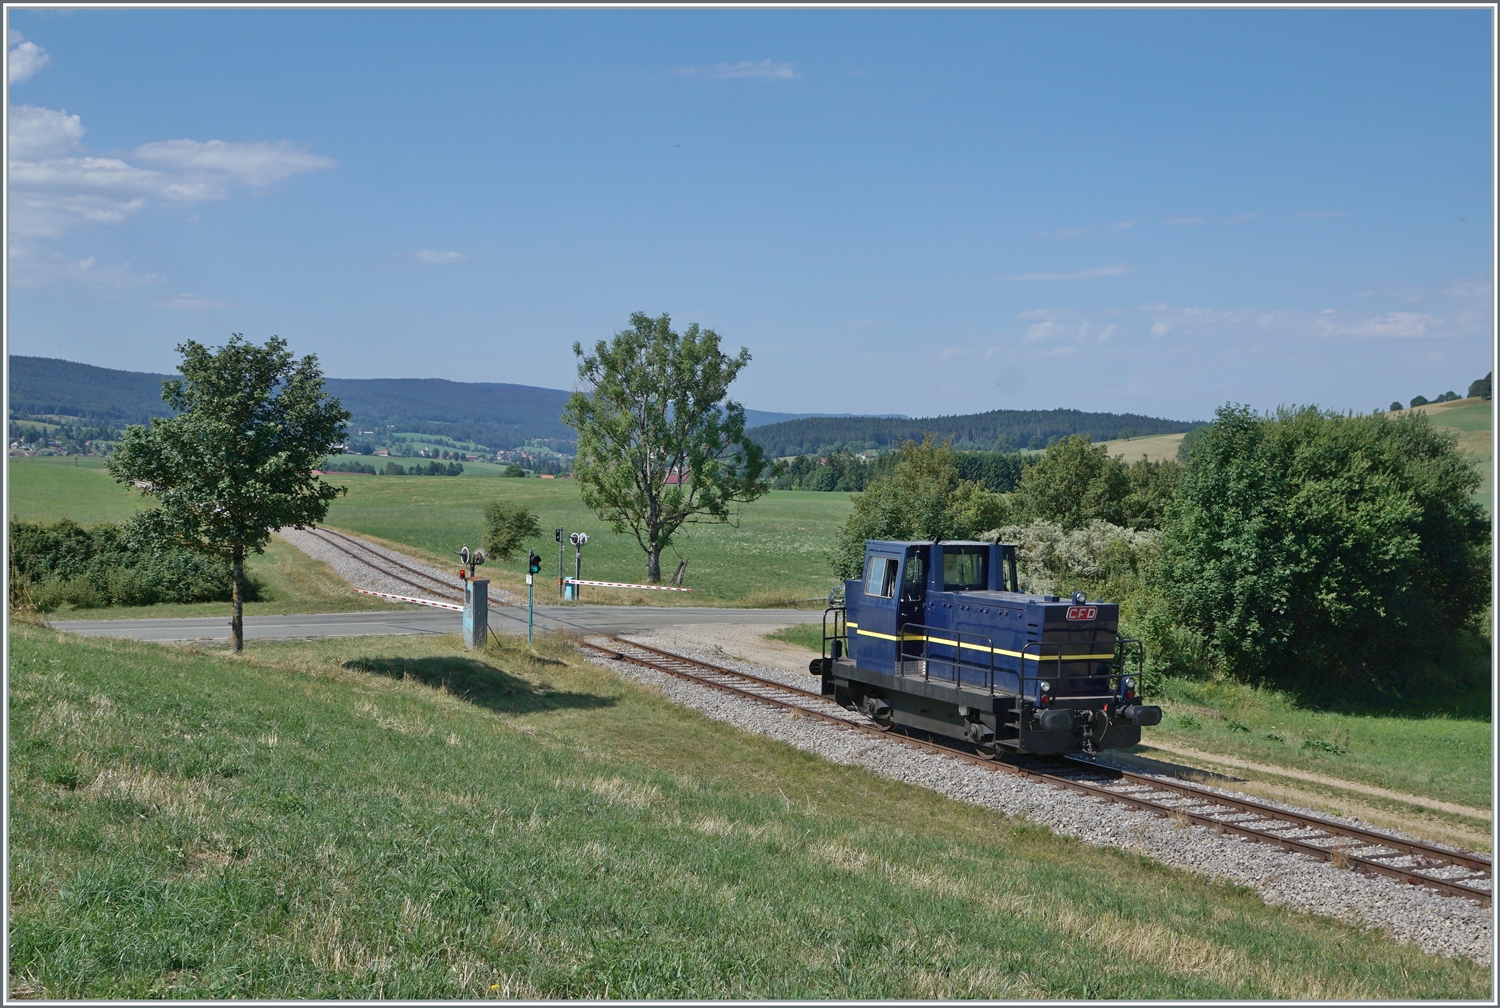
[821,605,848,663]
[897,623,999,694]
[1017,640,1120,699]
[1111,637,1146,695]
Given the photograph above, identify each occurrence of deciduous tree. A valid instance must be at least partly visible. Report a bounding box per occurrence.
[106,335,349,651]
[1014,434,1128,529]
[831,436,1008,579]
[563,312,771,582]
[482,501,543,561]
[1154,404,1489,699]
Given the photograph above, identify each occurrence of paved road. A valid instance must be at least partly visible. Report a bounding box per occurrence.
[49,603,827,644]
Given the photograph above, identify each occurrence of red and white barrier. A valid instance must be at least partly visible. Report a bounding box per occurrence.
[355,588,463,611]
[564,577,692,592]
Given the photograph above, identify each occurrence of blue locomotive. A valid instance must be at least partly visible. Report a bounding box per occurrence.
[815,539,1161,757]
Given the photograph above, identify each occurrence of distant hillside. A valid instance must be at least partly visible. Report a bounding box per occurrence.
[743,409,908,429]
[7,357,900,453]
[7,356,177,426]
[747,408,1204,457]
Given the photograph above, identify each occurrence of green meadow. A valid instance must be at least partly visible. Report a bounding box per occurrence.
[7,456,855,610]
[321,473,853,606]
[8,621,1487,999]
[7,457,403,618]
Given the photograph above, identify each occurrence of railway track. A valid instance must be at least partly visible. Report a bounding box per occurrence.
[303,526,514,606]
[582,635,1492,905]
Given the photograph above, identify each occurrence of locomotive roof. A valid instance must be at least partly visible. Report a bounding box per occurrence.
[866,539,1011,548]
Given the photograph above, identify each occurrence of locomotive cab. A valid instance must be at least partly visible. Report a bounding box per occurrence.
[821,540,1160,757]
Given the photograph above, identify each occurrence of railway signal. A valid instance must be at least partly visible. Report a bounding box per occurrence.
[555,527,565,598]
[526,550,541,643]
[567,532,588,600]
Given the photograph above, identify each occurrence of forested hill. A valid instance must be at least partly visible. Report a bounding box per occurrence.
[747,407,1203,457]
[7,356,890,452]
[8,356,580,448]
[8,356,177,426]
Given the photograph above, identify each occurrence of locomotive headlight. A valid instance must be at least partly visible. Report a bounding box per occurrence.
[1038,681,1051,693]
[1122,677,1135,690]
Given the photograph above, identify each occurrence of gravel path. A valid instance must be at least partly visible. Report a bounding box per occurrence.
[588,625,1494,966]
[276,527,516,606]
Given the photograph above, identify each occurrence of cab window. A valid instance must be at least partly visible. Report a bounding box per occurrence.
[943,548,988,591]
[863,556,897,598]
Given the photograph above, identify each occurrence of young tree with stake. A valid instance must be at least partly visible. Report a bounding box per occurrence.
[107,335,350,652]
[563,312,771,582]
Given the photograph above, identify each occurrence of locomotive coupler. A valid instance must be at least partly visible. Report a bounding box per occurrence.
[1079,710,1098,755]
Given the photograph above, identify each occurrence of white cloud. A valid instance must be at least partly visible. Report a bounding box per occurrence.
[7,105,334,278]
[7,249,165,289]
[1097,323,1118,343]
[1440,277,1492,300]
[679,58,799,80]
[1223,212,1258,224]
[414,250,466,263]
[1139,301,1485,343]
[1108,218,1142,231]
[1022,319,1093,344]
[134,139,334,190]
[7,104,83,160]
[1001,264,1129,282]
[159,293,233,310]
[8,30,49,84]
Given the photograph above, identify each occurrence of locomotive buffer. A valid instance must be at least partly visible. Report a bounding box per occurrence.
[817,540,1162,758]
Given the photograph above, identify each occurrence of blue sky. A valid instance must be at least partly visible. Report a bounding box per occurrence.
[6,7,1493,421]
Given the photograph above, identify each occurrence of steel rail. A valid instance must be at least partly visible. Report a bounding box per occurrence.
[313,526,522,607]
[1065,758,1493,875]
[581,636,1491,905]
[302,527,463,603]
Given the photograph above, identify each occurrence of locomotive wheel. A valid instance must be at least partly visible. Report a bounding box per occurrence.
[871,708,895,731]
[971,739,999,760]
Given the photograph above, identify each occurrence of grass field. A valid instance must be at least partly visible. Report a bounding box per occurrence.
[7,457,854,609]
[8,621,1488,999]
[7,458,404,618]
[1405,398,1493,502]
[8,456,143,524]
[320,477,853,607]
[763,625,1491,849]
[1094,432,1187,464]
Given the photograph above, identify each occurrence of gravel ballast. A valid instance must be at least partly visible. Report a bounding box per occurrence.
[277,527,515,606]
[588,625,1494,966]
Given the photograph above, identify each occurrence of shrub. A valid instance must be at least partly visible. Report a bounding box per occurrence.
[1011,434,1176,530]
[8,519,255,610]
[980,519,1156,598]
[481,502,543,562]
[1153,404,1489,701]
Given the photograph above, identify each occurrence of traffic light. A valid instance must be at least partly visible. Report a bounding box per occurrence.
[528,551,541,575]
[555,527,564,543]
